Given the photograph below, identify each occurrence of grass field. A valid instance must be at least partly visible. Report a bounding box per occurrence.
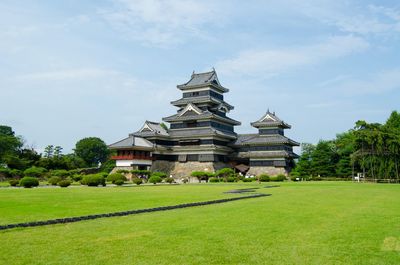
[1,182,399,264]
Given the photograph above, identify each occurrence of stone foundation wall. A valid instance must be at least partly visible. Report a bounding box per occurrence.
[150,160,176,174]
[247,166,287,177]
[113,161,231,183]
[152,160,229,183]
[171,161,228,179]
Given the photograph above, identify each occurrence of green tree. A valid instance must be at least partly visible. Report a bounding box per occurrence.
[335,131,355,177]
[74,137,109,167]
[53,146,63,158]
[385,111,400,130]
[311,140,338,177]
[292,143,315,177]
[43,145,54,158]
[0,125,23,167]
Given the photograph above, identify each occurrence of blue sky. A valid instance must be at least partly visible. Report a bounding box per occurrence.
[1,0,399,153]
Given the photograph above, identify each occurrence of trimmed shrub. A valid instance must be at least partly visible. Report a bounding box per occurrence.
[116,169,129,174]
[226,176,236,182]
[276,174,286,181]
[81,174,106,187]
[19,177,39,188]
[58,180,71,187]
[50,169,69,178]
[0,168,11,179]
[72,174,83,182]
[182,178,188,184]
[242,177,254,182]
[9,179,19,186]
[209,177,219,183]
[151,172,167,179]
[10,169,22,178]
[148,175,162,184]
[114,179,124,186]
[98,172,109,178]
[23,166,46,178]
[48,176,62,186]
[191,171,212,182]
[131,170,151,178]
[165,177,174,184]
[258,174,270,182]
[270,174,286,182]
[132,177,143,185]
[107,173,126,184]
[215,168,234,179]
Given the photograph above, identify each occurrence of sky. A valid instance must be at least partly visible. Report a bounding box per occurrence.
[1,0,399,154]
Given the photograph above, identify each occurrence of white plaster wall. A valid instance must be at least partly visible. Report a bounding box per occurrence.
[116,159,152,167]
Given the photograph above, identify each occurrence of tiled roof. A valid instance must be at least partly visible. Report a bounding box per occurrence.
[236,150,299,159]
[163,110,241,125]
[233,134,299,146]
[109,135,153,149]
[168,127,237,139]
[171,96,234,110]
[133,121,169,137]
[251,110,291,128]
[177,70,229,92]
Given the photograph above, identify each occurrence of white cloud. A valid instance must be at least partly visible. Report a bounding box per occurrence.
[99,0,220,47]
[216,35,369,77]
[334,69,400,95]
[295,2,400,36]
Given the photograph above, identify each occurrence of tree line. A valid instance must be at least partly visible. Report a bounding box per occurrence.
[292,111,400,181]
[0,125,114,176]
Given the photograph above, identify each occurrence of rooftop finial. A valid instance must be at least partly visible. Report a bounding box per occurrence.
[212,67,215,71]
[192,70,195,77]
[273,111,275,115]
[267,108,270,114]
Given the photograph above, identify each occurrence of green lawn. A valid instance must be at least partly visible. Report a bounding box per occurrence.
[1,182,399,264]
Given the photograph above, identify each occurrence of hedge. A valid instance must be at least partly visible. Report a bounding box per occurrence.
[148,175,162,184]
[58,180,71,187]
[19,177,39,188]
[81,174,106,187]
[107,173,126,184]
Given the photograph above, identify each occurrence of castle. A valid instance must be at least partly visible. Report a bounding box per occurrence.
[109,70,299,179]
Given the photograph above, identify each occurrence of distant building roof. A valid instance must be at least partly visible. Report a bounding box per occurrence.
[177,69,229,92]
[251,110,291,128]
[109,135,153,149]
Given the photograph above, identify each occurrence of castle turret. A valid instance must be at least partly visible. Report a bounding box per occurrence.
[233,110,299,176]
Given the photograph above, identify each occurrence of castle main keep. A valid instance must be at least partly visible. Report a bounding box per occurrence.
[109,70,299,179]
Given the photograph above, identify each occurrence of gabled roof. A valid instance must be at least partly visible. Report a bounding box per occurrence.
[109,135,154,149]
[134,120,169,137]
[251,110,291,129]
[178,103,203,117]
[177,69,229,92]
